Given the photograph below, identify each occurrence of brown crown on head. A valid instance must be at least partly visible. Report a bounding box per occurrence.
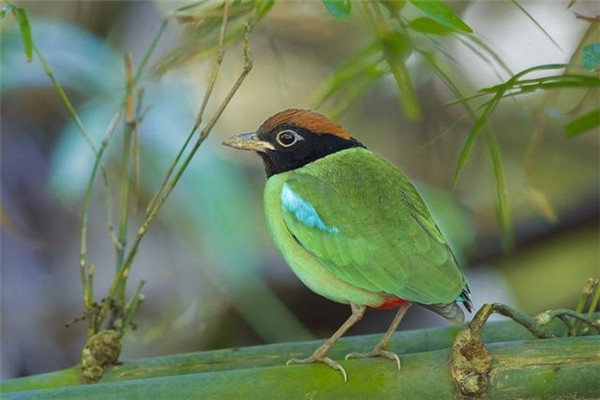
[259,109,352,140]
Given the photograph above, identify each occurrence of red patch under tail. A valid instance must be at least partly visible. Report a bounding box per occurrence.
[374,298,411,309]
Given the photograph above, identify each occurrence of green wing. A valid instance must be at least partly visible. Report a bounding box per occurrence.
[280,148,466,306]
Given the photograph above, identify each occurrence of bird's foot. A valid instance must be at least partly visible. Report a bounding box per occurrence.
[345,346,401,370]
[287,354,348,382]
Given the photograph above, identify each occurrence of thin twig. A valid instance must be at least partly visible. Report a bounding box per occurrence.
[469,303,600,341]
[100,168,119,250]
[132,88,145,214]
[125,53,134,124]
[79,112,121,335]
[32,45,97,155]
[132,20,169,86]
[145,0,231,216]
[96,20,254,329]
[195,0,230,129]
[75,17,168,336]
[86,263,95,330]
[121,280,146,335]
[115,53,136,308]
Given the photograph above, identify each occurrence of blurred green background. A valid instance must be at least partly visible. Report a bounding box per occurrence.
[1,0,598,380]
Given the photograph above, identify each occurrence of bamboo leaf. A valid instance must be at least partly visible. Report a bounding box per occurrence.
[564,108,600,137]
[451,93,502,188]
[1,3,12,19]
[322,0,352,20]
[525,186,558,223]
[582,43,600,71]
[379,0,405,17]
[382,32,420,120]
[407,17,456,36]
[254,0,274,20]
[510,0,562,51]
[11,7,33,62]
[313,42,383,109]
[458,35,514,79]
[324,64,386,119]
[486,132,513,250]
[409,0,472,33]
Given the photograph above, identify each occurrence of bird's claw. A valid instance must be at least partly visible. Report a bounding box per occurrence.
[286,355,348,382]
[345,347,401,370]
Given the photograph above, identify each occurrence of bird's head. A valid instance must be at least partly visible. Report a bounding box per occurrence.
[223,109,364,177]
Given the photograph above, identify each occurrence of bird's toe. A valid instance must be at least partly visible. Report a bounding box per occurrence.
[345,347,401,370]
[286,355,348,382]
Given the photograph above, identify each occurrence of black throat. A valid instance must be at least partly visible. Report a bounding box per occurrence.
[258,128,365,177]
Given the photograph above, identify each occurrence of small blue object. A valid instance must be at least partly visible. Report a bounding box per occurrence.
[456,295,467,303]
[582,43,600,71]
[281,183,339,234]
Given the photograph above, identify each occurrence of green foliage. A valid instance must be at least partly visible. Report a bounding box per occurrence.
[379,0,405,17]
[565,108,600,137]
[486,133,513,250]
[408,0,472,33]
[154,0,260,76]
[254,0,274,20]
[450,64,599,158]
[407,17,456,36]
[322,0,352,20]
[582,43,600,71]
[4,3,33,62]
[313,42,387,119]
[374,24,420,119]
[0,4,9,18]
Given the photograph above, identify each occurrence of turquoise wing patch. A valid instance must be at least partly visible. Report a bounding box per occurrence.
[281,183,339,234]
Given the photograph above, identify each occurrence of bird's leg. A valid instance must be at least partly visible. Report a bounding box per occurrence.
[287,303,366,382]
[345,303,411,370]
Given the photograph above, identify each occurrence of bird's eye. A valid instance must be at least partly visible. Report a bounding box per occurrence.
[276,130,300,147]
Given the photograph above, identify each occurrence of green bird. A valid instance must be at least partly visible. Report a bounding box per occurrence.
[223,109,472,381]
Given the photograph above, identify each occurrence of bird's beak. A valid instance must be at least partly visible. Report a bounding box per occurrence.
[222,132,275,152]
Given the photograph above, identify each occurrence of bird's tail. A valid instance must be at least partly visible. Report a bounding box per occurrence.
[423,302,465,324]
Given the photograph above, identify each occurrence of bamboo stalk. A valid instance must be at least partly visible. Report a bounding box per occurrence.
[3,337,598,399]
[3,316,596,393]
